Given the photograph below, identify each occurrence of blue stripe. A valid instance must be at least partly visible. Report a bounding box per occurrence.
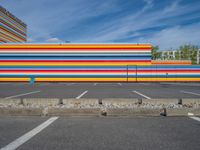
[0,75,199,78]
[134,75,200,77]
[0,56,151,59]
[0,66,127,69]
[0,75,126,78]
[0,54,151,56]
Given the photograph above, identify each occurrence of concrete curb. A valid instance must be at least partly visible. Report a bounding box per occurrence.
[0,98,22,105]
[0,107,43,116]
[23,98,60,106]
[63,98,99,108]
[105,108,161,116]
[0,98,199,116]
[48,107,101,116]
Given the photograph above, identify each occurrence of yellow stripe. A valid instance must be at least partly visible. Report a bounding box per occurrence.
[136,78,200,82]
[35,78,126,82]
[0,77,200,82]
[0,78,30,81]
[0,44,152,49]
[0,62,151,66]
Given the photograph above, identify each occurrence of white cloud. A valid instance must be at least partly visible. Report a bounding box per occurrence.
[2,0,200,49]
[138,23,200,50]
[46,37,63,43]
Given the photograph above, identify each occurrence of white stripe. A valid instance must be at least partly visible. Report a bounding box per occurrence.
[4,91,40,99]
[1,117,58,150]
[94,83,97,86]
[76,90,88,99]
[189,116,200,122]
[133,90,151,99]
[118,83,122,86]
[0,51,151,53]
[0,73,127,75]
[180,90,200,96]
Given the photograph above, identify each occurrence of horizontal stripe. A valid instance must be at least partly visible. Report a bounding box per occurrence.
[0,59,150,61]
[0,60,151,62]
[0,66,127,69]
[0,53,151,57]
[0,70,200,73]
[0,77,199,82]
[0,70,127,72]
[0,75,127,78]
[0,74,199,78]
[0,51,151,54]
[0,44,152,48]
[0,54,151,59]
[0,63,151,66]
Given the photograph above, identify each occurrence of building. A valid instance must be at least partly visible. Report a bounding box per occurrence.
[160,50,177,60]
[197,49,200,64]
[160,49,200,64]
[0,43,199,82]
[0,5,27,43]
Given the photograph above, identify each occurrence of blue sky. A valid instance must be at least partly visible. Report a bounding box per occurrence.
[1,0,200,50]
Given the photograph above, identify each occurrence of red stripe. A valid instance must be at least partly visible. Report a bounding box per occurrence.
[0,60,151,62]
[1,70,199,73]
[0,70,128,73]
[136,70,200,72]
[0,49,151,51]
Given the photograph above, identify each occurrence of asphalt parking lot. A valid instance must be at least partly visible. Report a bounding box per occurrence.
[0,82,200,150]
[0,82,200,99]
[0,116,200,150]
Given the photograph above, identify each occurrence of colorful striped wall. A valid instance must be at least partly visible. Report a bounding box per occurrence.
[0,43,152,82]
[128,65,200,82]
[0,43,199,82]
[0,6,27,43]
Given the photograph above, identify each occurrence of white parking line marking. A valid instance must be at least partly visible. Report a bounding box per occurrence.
[4,91,41,99]
[180,90,200,96]
[76,90,88,99]
[1,117,59,150]
[190,116,200,122]
[94,83,97,86]
[133,90,151,99]
[118,83,122,86]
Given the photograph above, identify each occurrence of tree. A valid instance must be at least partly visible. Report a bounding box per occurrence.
[175,51,181,60]
[179,44,199,64]
[152,45,161,60]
